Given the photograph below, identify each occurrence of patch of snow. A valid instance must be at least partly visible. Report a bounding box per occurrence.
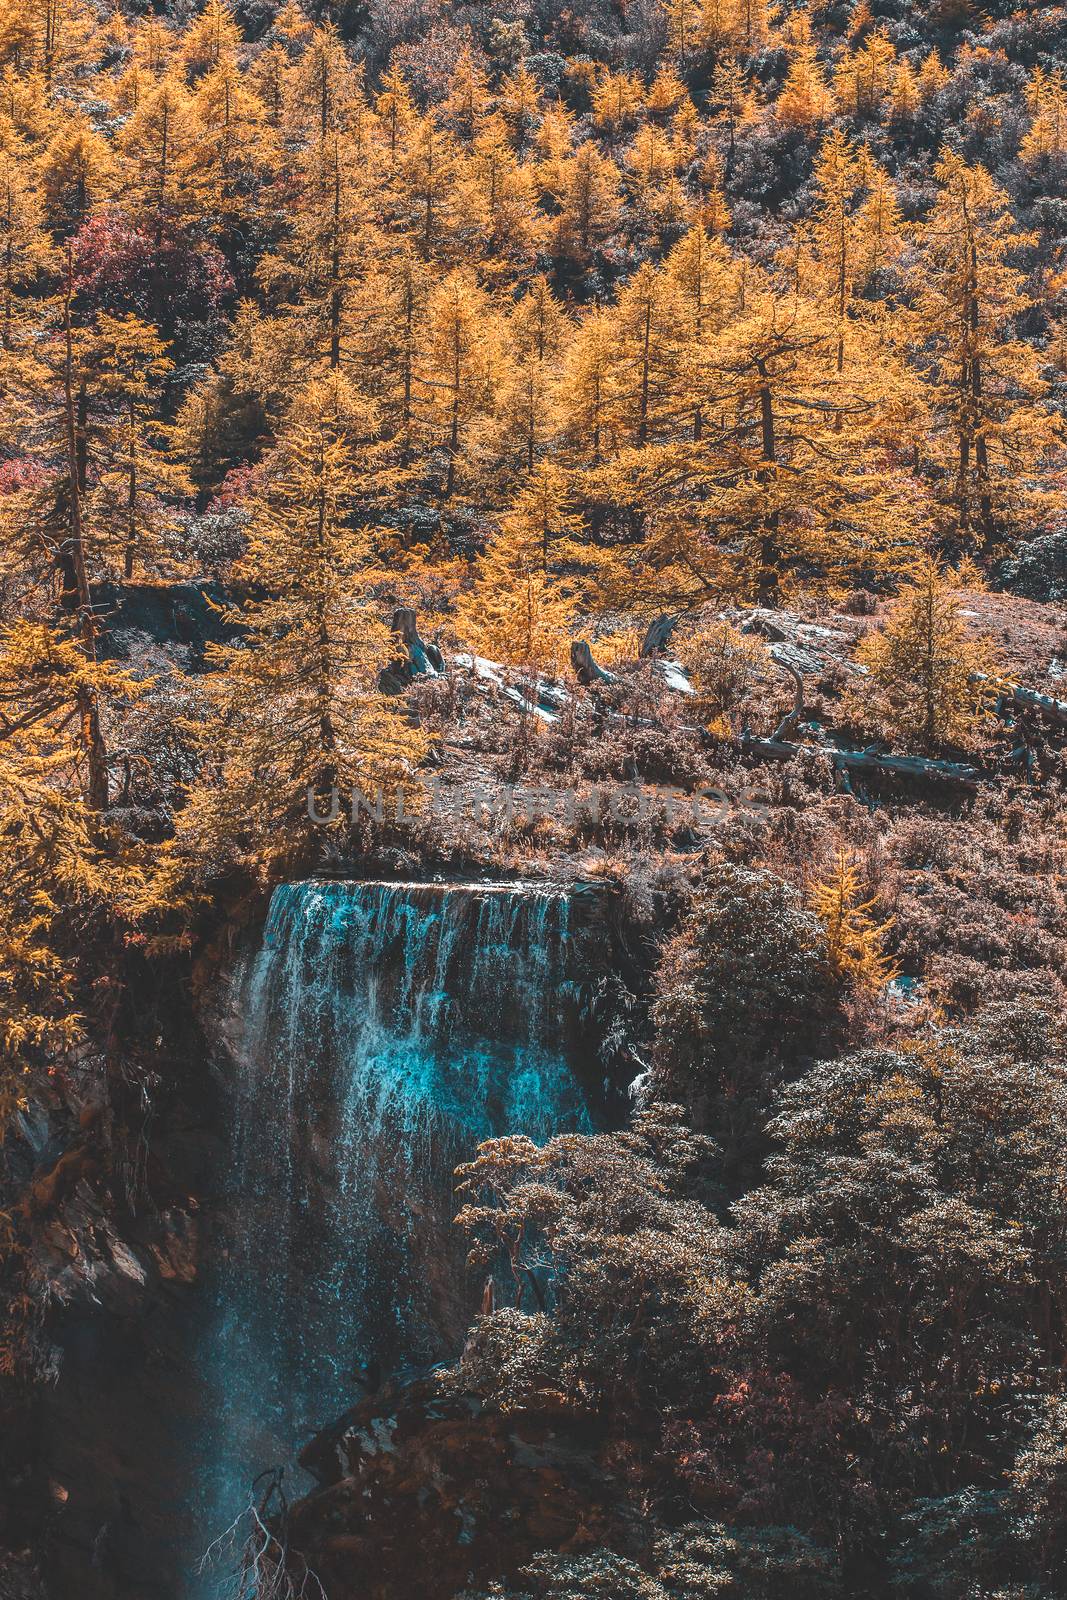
[452,652,562,721]
[655,658,694,694]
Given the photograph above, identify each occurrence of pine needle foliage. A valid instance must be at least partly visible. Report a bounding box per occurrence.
[807,850,898,993]
[851,557,999,752]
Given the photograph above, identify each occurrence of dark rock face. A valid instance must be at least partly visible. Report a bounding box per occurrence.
[0,1551,48,1600]
[287,1379,645,1600]
[97,581,238,673]
[4,990,226,1600]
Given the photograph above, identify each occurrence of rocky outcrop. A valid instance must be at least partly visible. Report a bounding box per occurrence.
[0,1551,48,1600]
[1,968,226,1600]
[286,1377,647,1600]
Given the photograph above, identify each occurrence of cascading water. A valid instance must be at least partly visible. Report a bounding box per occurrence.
[193,879,594,1595]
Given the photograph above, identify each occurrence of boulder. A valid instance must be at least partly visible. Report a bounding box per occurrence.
[287,1377,647,1600]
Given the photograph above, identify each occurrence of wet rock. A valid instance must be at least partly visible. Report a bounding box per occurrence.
[0,1551,48,1600]
[287,1378,647,1600]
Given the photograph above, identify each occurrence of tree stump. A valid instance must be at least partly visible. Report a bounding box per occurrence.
[570,639,616,685]
[639,614,679,657]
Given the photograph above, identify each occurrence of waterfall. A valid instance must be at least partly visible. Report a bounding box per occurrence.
[194,879,593,1590]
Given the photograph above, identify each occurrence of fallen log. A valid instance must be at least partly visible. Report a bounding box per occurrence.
[452,652,563,722]
[739,732,981,790]
[979,674,1067,730]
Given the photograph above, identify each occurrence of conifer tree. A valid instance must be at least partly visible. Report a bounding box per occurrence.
[836,28,896,120]
[344,243,431,471]
[116,70,202,223]
[626,121,675,197]
[442,44,492,142]
[495,62,538,156]
[38,113,114,233]
[496,463,584,570]
[257,124,373,369]
[850,556,997,750]
[82,312,186,578]
[0,245,129,806]
[734,0,768,52]
[11,0,99,93]
[854,155,904,284]
[285,21,368,143]
[189,55,278,261]
[917,49,949,103]
[664,225,740,440]
[591,71,645,138]
[375,60,416,164]
[1022,69,1067,167]
[483,274,568,476]
[533,99,574,190]
[708,56,758,177]
[0,619,135,1129]
[179,371,424,864]
[698,0,736,50]
[888,58,920,129]
[0,140,50,350]
[550,143,622,267]
[601,262,687,447]
[599,291,923,607]
[800,132,903,374]
[648,66,690,122]
[664,0,703,62]
[420,268,499,500]
[178,0,241,82]
[910,150,1063,551]
[556,305,613,466]
[808,850,896,991]
[5,287,180,580]
[456,504,576,676]
[776,35,832,129]
[393,112,462,260]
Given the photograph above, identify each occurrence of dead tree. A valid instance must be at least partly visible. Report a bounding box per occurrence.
[769,650,805,741]
[639,614,680,657]
[392,607,444,675]
[381,607,445,691]
[570,639,616,686]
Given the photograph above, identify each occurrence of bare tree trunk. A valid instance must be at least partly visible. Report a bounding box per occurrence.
[62,246,109,810]
[755,356,779,605]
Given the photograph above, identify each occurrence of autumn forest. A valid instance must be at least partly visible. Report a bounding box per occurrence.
[2,0,1067,1596]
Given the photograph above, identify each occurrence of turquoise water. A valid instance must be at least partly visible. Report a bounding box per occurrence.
[192,880,591,1596]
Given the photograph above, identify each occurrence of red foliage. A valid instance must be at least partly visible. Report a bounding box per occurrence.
[0,458,49,495]
[210,463,260,510]
[661,1369,874,1534]
[72,208,234,360]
